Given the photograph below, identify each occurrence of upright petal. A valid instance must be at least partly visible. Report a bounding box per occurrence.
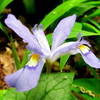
[5,14,42,54]
[79,45,100,68]
[32,24,51,56]
[52,14,76,50]
[5,58,45,91]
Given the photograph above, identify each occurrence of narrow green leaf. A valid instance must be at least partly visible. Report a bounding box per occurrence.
[69,30,100,38]
[68,22,82,38]
[20,50,31,68]
[84,1,100,6]
[46,33,52,46]
[0,0,13,13]
[82,23,99,33]
[11,37,21,70]
[65,4,94,16]
[88,19,100,30]
[87,8,100,19]
[0,22,10,40]
[47,30,100,44]
[82,30,100,36]
[41,0,86,30]
[60,54,70,71]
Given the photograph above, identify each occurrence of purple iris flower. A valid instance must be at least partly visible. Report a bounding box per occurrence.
[4,14,100,92]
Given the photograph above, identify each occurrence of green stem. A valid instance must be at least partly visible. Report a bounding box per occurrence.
[46,60,52,73]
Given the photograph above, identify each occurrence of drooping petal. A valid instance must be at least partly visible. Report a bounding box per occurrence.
[5,68,24,87]
[79,45,100,68]
[32,24,51,56]
[5,58,45,91]
[52,14,76,50]
[51,39,91,62]
[5,14,42,54]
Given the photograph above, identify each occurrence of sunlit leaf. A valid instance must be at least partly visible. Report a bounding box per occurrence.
[27,73,74,100]
[3,89,26,100]
[60,54,70,71]
[68,22,82,38]
[41,0,87,30]
[20,50,31,68]
[82,23,99,33]
[46,33,52,46]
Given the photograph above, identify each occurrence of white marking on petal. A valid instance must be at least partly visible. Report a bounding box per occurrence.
[26,54,40,67]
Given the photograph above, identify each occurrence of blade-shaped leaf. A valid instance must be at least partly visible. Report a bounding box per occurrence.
[11,37,21,69]
[88,19,100,30]
[60,54,70,71]
[40,0,87,30]
[0,0,13,13]
[0,22,10,40]
[87,8,100,19]
[20,50,31,68]
[68,22,82,38]
[82,23,99,33]
[46,33,52,46]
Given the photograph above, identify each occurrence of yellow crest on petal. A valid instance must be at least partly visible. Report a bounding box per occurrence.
[26,54,40,67]
[79,45,90,54]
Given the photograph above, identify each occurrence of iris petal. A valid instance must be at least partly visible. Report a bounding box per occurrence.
[52,14,76,50]
[5,69,23,87]
[32,24,51,56]
[5,59,45,91]
[51,42,79,62]
[51,38,91,62]
[80,50,100,68]
[5,14,42,54]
